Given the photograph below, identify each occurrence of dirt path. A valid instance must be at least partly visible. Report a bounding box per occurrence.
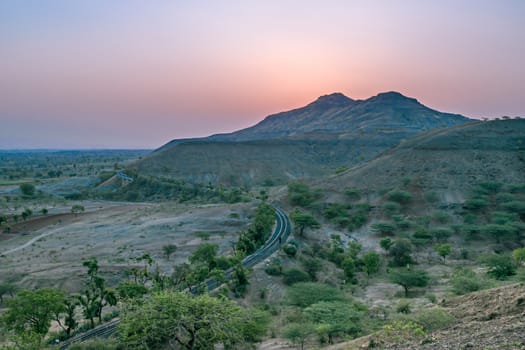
[1,227,64,255]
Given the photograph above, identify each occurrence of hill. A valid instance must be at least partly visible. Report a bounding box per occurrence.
[323,119,525,198]
[135,92,470,186]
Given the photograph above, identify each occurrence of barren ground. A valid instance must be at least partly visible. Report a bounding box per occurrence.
[0,200,255,292]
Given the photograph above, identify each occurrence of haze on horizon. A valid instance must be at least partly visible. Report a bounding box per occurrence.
[1,0,524,149]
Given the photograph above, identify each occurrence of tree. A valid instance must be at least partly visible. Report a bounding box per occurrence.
[163,244,177,260]
[362,251,381,277]
[388,239,413,267]
[19,183,35,197]
[189,243,219,270]
[304,301,363,344]
[2,288,65,340]
[484,254,516,280]
[434,244,452,263]
[21,208,32,221]
[380,237,393,252]
[71,205,85,216]
[389,269,429,296]
[290,210,320,237]
[283,322,315,350]
[119,291,266,349]
[78,258,117,327]
[40,208,48,215]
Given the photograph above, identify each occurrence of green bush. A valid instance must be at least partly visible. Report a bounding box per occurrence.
[483,254,517,280]
[282,268,311,285]
[388,190,412,204]
[413,307,455,332]
[371,221,396,236]
[283,243,297,257]
[396,300,411,314]
[382,201,401,216]
[286,282,345,307]
[450,268,495,295]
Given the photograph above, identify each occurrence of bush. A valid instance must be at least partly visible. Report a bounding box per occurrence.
[372,221,396,236]
[430,227,453,242]
[286,282,345,307]
[396,300,411,314]
[282,268,310,285]
[484,254,516,280]
[450,268,495,295]
[388,190,412,204]
[283,243,297,258]
[382,201,401,216]
[413,307,455,332]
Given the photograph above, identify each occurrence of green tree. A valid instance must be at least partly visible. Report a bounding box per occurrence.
[162,244,177,260]
[389,268,429,296]
[288,182,317,207]
[78,258,117,327]
[304,301,364,344]
[388,239,413,267]
[434,243,452,263]
[2,288,65,341]
[21,208,33,221]
[484,254,516,280]
[362,251,381,278]
[290,210,320,237]
[283,268,311,285]
[380,237,393,252]
[283,322,315,350]
[189,243,219,270]
[19,183,35,197]
[119,291,266,349]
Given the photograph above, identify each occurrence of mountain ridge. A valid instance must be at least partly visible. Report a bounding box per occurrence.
[135,91,472,186]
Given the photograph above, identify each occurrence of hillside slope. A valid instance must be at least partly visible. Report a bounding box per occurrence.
[324,119,525,196]
[135,92,470,186]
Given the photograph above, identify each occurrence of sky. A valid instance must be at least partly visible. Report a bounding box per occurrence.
[1,1,524,149]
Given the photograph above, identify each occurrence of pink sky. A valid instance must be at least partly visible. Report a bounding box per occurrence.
[1,1,524,148]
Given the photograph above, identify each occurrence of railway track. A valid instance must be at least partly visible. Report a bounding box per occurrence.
[58,206,291,349]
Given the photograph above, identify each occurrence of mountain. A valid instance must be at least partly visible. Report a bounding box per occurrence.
[135,92,471,186]
[322,119,525,199]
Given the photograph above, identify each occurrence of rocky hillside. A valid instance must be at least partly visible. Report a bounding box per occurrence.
[134,92,470,186]
[338,283,525,350]
[323,119,525,197]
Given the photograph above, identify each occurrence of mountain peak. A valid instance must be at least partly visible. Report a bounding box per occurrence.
[371,91,418,103]
[310,92,354,107]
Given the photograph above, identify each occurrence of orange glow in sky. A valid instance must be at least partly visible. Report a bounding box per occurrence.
[1,1,524,148]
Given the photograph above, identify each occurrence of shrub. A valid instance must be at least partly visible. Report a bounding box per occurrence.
[463,198,489,212]
[372,221,396,236]
[430,227,453,242]
[483,254,516,280]
[286,282,345,307]
[450,268,494,295]
[283,243,297,258]
[382,201,401,216]
[388,190,412,204]
[413,307,455,332]
[396,300,411,314]
[282,268,310,285]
